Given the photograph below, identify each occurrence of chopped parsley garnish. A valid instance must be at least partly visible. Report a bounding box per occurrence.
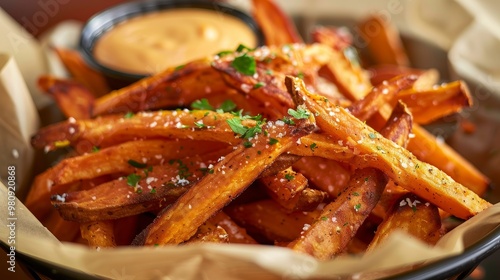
[265,69,273,75]
[168,159,191,179]
[150,188,157,194]
[296,71,304,79]
[321,216,328,221]
[216,50,233,57]
[268,138,279,145]
[288,107,311,119]
[128,160,148,169]
[243,141,253,148]
[231,53,256,76]
[191,98,214,110]
[253,82,265,89]
[227,118,249,135]
[226,113,265,139]
[368,132,377,139]
[354,203,361,211]
[124,112,134,119]
[284,173,295,181]
[236,44,254,52]
[174,64,185,71]
[91,146,100,153]
[144,166,153,177]
[281,117,295,125]
[126,174,141,187]
[219,100,237,112]
[310,143,317,151]
[352,192,360,196]
[194,121,206,128]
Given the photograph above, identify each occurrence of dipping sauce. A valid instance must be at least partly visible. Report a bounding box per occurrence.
[93,8,258,75]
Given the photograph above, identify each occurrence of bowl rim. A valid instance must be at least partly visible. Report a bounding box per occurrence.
[79,0,265,81]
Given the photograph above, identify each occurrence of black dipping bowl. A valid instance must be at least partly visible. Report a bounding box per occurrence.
[79,0,264,88]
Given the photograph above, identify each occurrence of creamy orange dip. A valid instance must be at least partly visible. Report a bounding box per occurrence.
[93,8,257,75]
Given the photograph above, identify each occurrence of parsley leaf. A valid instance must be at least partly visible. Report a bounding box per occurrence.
[124,112,134,119]
[253,82,265,89]
[354,203,361,212]
[126,174,141,187]
[288,107,311,119]
[236,44,254,52]
[219,100,236,112]
[310,143,317,151]
[191,98,214,110]
[268,138,279,145]
[216,50,233,57]
[282,117,295,125]
[243,141,253,148]
[231,54,256,76]
[226,118,248,136]
[284,173,294,181]
[194,121,206,128]
[127,160,147,169]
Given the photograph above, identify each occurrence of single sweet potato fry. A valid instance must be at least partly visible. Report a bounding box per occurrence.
[272,188,328,212]
[185,220,229,244]
[53,47,110,97]
[93,59,229,115]
[367,193,443,252]
[357,14,410,66]
[293,157,351,198]
[313,27,372,101]
[289,168,388,260]
[399,80,473,124]
[348,75,417,122]
[38,75,95,119]
[207,212,257,244]
[251,0,302,46]
[80,220,117,248]
[226,199,320,242]
[260,167,308,201]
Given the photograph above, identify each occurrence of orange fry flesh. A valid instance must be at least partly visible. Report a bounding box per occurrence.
[53,47,110,97]
[367,193,443,252]
[289,168,388,260]
[226,199,320,242]
[260,168,308,201]
[286,76,491,219]
[80,220,117,248]
[399,80,473,124]
[357,14,410,66]
[139,117,315,245]
[38,75,95,120]
[251,0,302,46]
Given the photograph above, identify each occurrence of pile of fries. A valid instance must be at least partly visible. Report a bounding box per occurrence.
[25,0,492,261]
